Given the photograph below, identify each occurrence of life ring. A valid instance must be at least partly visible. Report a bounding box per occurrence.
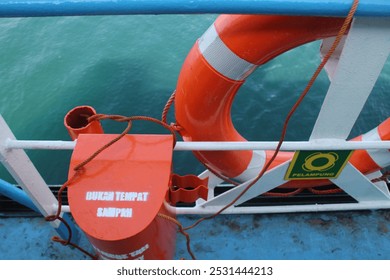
[175,14,390,187]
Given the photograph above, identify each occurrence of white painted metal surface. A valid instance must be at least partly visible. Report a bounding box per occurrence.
[321,36,346,81]
[170,201,390,215]
[201,162,290,208]
[6,139,390,151]
[61,201,390,214]
[331,163,390,201]
[6,139,77,150]
[0,115,61,227]
[311,17,390,140]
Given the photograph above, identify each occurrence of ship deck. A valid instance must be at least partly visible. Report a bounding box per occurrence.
[1,210,389,260]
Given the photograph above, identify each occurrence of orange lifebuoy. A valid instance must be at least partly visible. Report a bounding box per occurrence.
[175,14,390,187]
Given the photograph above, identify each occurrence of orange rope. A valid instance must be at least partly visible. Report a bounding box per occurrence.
[45,175,98,259]
[157,213,196,260]
[183,0,360,231]
[371,170,390,183]
[46,114,179,259]
[162,90,176,124]
[162,91,242,186]
[264,188,303,197]
[46,0,360,259]
[308,187,343,195]
[89,114,178,147]
[45,119,133,258]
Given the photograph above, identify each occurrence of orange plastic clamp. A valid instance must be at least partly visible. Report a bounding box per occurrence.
[168,174,208,205]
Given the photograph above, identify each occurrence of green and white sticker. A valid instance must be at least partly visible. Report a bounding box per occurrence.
[285,150,353,180]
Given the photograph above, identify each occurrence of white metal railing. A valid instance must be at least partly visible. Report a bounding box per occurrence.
[5,139,390,151]
[2,114,390,216]
[1,16,390,218]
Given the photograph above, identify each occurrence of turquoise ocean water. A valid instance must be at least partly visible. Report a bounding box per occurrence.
[1,15,389,184]
[0,15,390,261]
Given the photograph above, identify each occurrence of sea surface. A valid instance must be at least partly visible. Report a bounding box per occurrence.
[1,15,389,184]
[0,14,390,261]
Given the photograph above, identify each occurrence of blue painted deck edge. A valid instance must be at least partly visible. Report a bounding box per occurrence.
[0,179,80,244]
[0,0,389,18]
[0,179,39,213]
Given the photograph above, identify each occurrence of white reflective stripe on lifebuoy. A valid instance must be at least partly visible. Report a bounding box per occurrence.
[362,127,390,168]
[234,150,266,182]
[198,24,257,81]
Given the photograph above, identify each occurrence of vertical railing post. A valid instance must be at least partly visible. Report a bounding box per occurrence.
[308,17,390,202]
[311,17,390,140]
[0,114,79,243]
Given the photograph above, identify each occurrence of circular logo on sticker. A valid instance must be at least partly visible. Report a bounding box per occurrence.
[302,152,339,172]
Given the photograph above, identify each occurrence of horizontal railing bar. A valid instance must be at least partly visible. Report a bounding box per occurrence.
[6,140,77,150]
[6,139,390,151]
[0,0,389,18]
[175,141,390,151]
[60,201,390,214]
[173,201,390,214]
